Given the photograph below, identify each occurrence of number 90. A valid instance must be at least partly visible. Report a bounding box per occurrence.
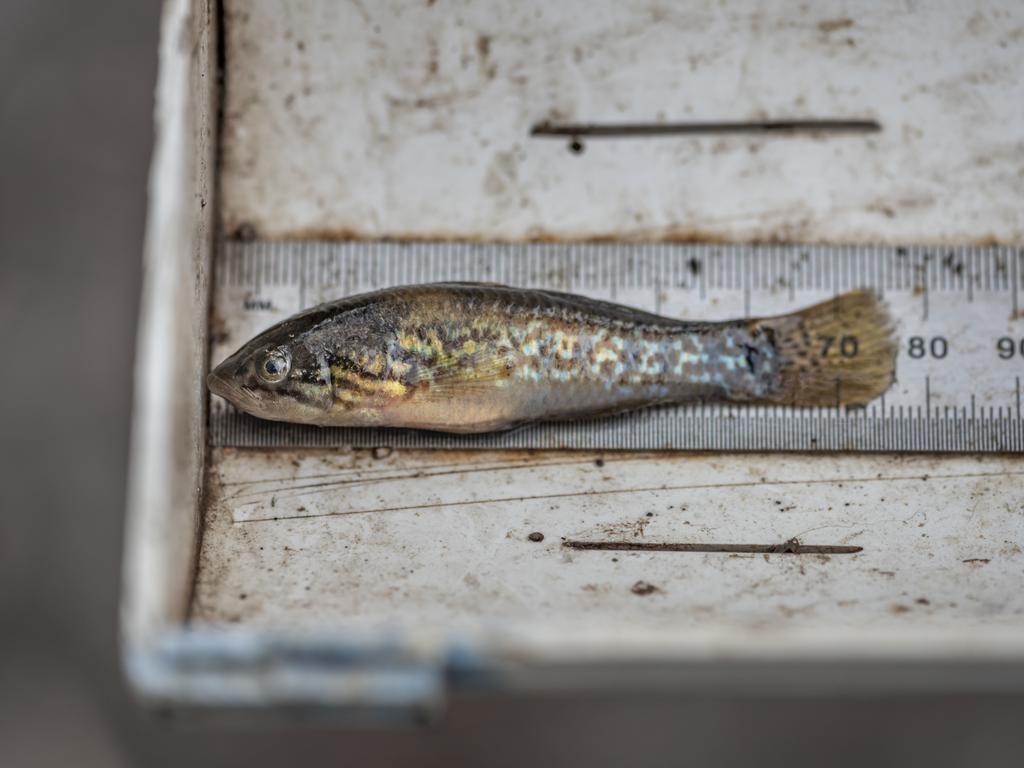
[997,337,1023,360]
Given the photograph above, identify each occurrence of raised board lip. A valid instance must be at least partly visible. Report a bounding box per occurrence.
[121,0,217,666]
[127,622,1024,714]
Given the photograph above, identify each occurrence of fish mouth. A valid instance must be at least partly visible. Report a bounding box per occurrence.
[207,365,256,406]
[206,367,234,400]
[208,361,277,421]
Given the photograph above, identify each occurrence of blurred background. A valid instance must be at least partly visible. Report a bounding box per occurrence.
[1,1,1023,766]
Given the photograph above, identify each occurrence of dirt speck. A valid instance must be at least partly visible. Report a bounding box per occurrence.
[889,603,911,615]
[962,557,991,566]
[475,34,496,79]
[818,18,854,33]
[476,34,491,59]
[915,597,931,606]
[631,580,660,596]
[527,531,545,542]
[483,150,519,198]
[234,222,257,241]
[209,313,229,346]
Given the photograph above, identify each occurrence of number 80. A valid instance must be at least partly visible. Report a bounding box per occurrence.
[908,336,947,359]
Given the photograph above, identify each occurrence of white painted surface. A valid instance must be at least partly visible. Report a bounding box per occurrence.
[199,0,1024,681]
[193,448,1024,638]
[221,0,1024,243]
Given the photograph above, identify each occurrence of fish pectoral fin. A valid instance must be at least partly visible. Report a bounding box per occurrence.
[412,353,515,396]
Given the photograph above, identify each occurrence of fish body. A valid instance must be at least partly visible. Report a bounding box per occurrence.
[208,284,895,433]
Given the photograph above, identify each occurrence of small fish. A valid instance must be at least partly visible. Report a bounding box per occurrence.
[208,284,896,433]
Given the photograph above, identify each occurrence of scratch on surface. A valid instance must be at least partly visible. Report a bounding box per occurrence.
[230,469,1024,524]
[227,455,630,504]
[217,452,613,486]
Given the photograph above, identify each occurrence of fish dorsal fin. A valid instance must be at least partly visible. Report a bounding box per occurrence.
[431,283,684,327]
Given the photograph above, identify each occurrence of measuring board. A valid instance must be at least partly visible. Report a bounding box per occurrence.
[209,241,1024,452]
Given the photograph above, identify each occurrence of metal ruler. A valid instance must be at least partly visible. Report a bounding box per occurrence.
[209,240,1024,452]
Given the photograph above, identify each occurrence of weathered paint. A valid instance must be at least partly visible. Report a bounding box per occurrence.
[192,448,1024,633]
[221,0,1024,243]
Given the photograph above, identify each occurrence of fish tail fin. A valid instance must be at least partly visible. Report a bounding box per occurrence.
[753,290,897,408]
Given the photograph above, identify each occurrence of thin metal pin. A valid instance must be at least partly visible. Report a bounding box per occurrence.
[562,538,862,555]
[531,119,882,139]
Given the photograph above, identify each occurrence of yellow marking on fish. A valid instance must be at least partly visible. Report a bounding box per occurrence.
[335,388,359,403]
[334,368,409,398]
[366,379,409,397]
[426,329,445,357]
[389,359,411,377]
[396,331,419,351]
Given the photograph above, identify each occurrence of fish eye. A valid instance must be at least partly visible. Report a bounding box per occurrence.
[257,348,291,384]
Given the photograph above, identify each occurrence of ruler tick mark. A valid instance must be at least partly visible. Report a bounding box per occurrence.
[1012,247,1020,319]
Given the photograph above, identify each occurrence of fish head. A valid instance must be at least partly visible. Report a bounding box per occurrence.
[207,323,335,424]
